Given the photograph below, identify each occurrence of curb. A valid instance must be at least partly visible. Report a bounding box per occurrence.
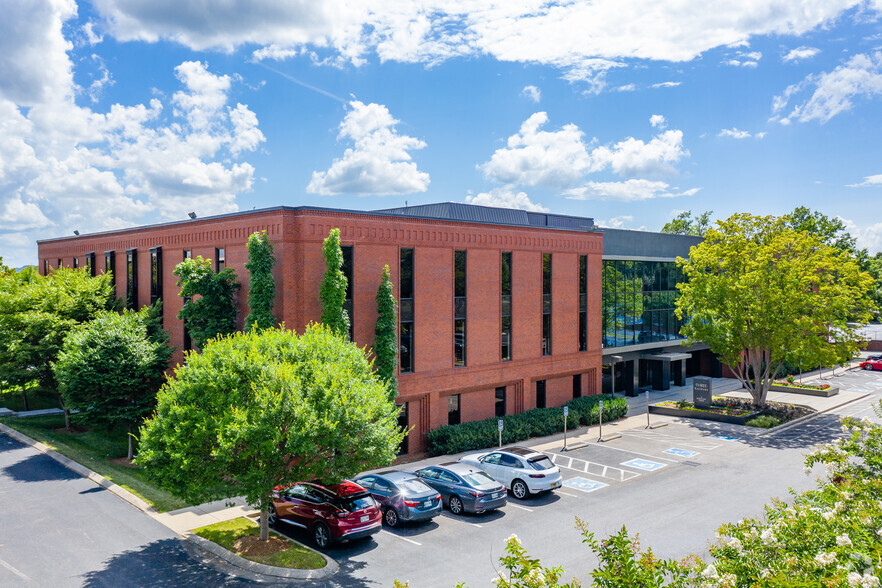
[183,532,338,580]
[0,421,156,514]
[0,421,340,582]
[757,392,872,437]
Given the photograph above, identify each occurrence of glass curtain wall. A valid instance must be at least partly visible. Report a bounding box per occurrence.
[601,260,684,348]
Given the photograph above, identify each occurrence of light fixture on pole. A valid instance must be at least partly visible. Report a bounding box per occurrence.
[73,230,80,236]
[188,212,197,219]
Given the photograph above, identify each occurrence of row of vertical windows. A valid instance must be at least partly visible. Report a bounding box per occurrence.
[85,252,96,277]
[126,249,137,310]
[453,250,466,367]
[447,374,585,425]
[579,255,588,352]
[501,252,512,362]
[399,248,414,374]
[542,253,552,356]
[150,247,163,306]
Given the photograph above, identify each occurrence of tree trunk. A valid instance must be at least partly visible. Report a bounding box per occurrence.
[57,392,71,430]
[127,424,134,462]
[259,507,269,541]
[21,391,29,412]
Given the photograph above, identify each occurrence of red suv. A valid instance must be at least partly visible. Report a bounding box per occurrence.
[268,480,382,548]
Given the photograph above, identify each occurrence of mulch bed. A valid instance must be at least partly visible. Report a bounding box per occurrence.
[233,535,290,557]
[713,397,814,422]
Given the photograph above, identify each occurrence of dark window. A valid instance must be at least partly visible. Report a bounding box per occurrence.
[150,247,162,306]
[448,394,461,426]
[43,259,48,275]
[104,251,115,287]
[536,380,546,408]
[57,258,62,269]
[126,249,138,310]
[579,255,588,351]
[454,250,466,367]
[72,257,79,269]
[501,251,512,361]
[215,247,225,272]
[341,245,353,340]
[397,403,409,455]
[183,249,191,260]
[573,374,582,398]
[542,253,552,356]
[499,454,520,468]
[495,386,506,417]
[400,248,414,373]
[85,252,96,277]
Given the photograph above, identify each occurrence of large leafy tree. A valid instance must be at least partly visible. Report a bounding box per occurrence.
[137,325,404,541]
[319,227,350,338]
[374,264,398,399]
[244,230,276,331]
[0,268,118,426]
[661,210,713,237]
[53,303,173,460]
[174,256,240,349]
[676,213,875,407]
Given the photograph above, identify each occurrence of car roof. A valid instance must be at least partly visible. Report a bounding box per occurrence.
[436,461,478,474]
[306,480,367,497]
[373,470,417,482]
[500,446,538,457]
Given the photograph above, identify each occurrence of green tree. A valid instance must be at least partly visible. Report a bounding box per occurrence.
[137,325,404,542]
[0,268,118,426]
[53,303,173,460]
[244,230,276,331]
[676,213,874,407]
[319,228,350,338]
[661,210,713,237]
[374,265,398,399]
[174,256,241,349]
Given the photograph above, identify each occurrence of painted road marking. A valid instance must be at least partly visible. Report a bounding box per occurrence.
[576,439,678,463]
[621,458,666,471]
[507,503,533,512]
[563,477,608,493]
[621,430,721,451]
[0,558,31,583]
[556,491,579,498]
[545,452,642,481]
[664,448,700,458]
[707,434,740,441]
[382,531,422,546]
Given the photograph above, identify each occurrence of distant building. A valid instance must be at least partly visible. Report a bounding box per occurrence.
[37,202,715,454]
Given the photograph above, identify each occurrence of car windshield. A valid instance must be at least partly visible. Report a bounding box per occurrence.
[335,494,376,512]
[398,479,433,495]
[528,457,555,470]
[462,471,496,486]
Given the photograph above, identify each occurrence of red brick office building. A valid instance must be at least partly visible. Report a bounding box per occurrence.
[38,203,608,454]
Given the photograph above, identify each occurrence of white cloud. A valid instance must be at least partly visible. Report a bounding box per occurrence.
[594,215,646,230]
[90,1,866,90]
[838,215,882,253]
[614,83,637,92]
[307,100,429,196]
[86,54,114,103]
[783,46,820,63]
[82,21,103,46]
[591,129,688,179]
[564,179,700,201]
[772,52,882,124]
[479,112,591,189]
[725,50,762,68]
[847,174,882,187]
[465,187,548,212]
[521,85,541,103]
[652,81,681,88]
[718,127,766,139]
[649,114,667,128]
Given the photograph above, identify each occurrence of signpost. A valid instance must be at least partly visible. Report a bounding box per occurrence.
[646,390,651,428]
[563,406,569,450]
[597,400,604,441]
[498,419,504,448]
[693,377,712,408]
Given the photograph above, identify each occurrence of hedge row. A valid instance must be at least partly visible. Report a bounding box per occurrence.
[426,394,628,456]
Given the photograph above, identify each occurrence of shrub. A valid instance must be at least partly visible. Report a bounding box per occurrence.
[426,395,627,456]
[745,415,781,428]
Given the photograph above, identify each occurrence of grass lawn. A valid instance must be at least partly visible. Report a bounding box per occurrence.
[0,386,64,412]
[193,517,326,570]
[0,414,189,512]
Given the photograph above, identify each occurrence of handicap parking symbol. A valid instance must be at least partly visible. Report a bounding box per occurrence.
[563,477,608,493]
[621,459,666,471]
[663,448,699,458]
[708,434,739,441]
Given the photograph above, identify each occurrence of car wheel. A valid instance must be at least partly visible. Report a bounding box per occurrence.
[313,522,331,549]
[267,504,278,527]
[864,364,873,370]
[511,479,529,500]
[384,507,400,528]
[449,496,464,515]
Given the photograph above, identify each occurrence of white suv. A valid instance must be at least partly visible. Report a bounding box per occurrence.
[459,446,562,499]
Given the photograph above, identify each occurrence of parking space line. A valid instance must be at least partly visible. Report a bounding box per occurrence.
[440,514,483,527]
[620,430,721,450]
[556,491,579,498]
[507,504,533,512]
[572,441,678,463]
[381,531,422,546]
[544,452,642,481]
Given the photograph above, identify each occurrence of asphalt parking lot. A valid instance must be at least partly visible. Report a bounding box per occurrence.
[265,368,882,587]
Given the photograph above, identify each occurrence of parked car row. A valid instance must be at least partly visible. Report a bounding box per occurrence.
[268,445,563,548]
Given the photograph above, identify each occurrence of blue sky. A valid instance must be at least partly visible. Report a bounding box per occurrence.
[2,1,882,266]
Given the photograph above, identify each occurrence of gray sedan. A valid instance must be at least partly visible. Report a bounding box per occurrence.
[414,462,507,515]
[353,471,442,527]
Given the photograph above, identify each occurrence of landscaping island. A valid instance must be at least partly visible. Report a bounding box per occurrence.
[193,517,326,570]
[650,396,815,428]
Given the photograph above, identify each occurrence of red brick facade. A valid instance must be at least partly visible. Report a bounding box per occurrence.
[38,207,603,453]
